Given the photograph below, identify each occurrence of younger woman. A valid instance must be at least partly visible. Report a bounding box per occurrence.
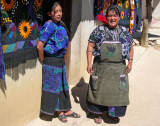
[37,1,80,123]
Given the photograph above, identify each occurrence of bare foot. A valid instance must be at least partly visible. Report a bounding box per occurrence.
[94,116,102,124]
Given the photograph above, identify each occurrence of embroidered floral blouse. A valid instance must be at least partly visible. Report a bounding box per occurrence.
[39,21,69,57]
[88,25,133,59]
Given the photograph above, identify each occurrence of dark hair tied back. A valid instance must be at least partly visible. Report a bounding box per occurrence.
[106,5,120,17]
[47,1,61,13]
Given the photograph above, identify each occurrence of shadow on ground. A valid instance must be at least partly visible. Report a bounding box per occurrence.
[71,77,88,113]
[39,112,56,122]
[132,30,160,40]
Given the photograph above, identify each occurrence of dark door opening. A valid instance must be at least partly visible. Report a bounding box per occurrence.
[59,0,72,82]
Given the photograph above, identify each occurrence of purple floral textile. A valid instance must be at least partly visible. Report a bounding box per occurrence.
[88,25,133,59]
[0,26,5,80]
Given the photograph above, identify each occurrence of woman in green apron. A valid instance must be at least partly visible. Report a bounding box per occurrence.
[86,6,134,124]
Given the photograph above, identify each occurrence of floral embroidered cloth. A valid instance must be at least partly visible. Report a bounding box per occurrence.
[1,0,44,68]
[0,26,5,80]
[88,25,133,59]
[0,2,5,80]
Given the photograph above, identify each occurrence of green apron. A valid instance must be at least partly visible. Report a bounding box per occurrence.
[87,35,129,106]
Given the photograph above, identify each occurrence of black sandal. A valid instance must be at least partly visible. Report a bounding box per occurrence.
[58,114,67,123]
[94,116,102,124]
[65,112,80,118]
[107,115,120,123]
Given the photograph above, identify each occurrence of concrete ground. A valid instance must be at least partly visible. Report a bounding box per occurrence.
[26,48,160,126]
[26,24,160,126]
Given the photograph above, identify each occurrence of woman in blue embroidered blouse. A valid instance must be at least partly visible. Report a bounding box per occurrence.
[37,1,80,123]
[86,6,134,124]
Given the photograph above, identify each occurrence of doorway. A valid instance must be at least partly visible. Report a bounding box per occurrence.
[59,0,72,82]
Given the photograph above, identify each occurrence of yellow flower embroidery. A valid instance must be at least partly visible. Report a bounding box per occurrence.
[1,0,15,11]
[35,0,43,9]
[126,0,129,8]
[121,11,124,19]
[117,0,121,7]
[19,21,32,39]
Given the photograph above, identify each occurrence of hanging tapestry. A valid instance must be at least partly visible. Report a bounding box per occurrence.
[0,22,5,81]
[135,0,141,31]
[94,0,114,24]
[0,2,5,81]
[1,0,44,69]
[94,0,142,34]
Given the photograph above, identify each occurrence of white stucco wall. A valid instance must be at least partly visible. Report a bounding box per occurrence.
[0,60,42,126]
[70,0,101,85]
[152,1,160,19]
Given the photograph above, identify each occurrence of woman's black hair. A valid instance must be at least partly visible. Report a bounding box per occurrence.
[47,1,62,13]
[106,6,120,17]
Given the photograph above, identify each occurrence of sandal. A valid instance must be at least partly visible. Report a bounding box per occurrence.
[65,112,80,118]
[58,114,67,123]
[107,115,120,123]
[94,116,102,124]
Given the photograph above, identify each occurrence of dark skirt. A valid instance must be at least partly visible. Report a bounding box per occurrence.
[40,57,71,115]
[87,100,127,117]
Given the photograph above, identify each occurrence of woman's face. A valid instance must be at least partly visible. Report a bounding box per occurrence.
[48,5,62,22]
[106,11,120,28]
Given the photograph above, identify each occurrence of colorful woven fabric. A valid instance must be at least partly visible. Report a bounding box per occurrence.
[1,0,44,68]
[0,26,5,80]
[88,25,133,59]
[94,0,142,34]
[94,0,113,24]
[135,0,141,31]
[39,21,69,57]
[129,0,136,34]
[41,57,71,115]
[0,2,5,81]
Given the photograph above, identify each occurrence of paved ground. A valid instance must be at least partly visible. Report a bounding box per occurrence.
[26,45,160,126]
[27,22,160,126]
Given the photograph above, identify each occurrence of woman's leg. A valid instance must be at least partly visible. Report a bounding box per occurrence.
[106,106,127,123]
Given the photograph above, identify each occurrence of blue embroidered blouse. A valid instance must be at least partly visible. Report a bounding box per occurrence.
[88,25,133,59]
[39,21,69,57]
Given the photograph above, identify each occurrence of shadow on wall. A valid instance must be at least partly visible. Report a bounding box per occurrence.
[5,59,37,81]
[0,79,7,97]
[71,77,89,113]
[71,0,95,40]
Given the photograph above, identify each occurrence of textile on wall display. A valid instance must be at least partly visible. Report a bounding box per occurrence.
[0,25,5,81]
[1,0,44,69]
[94,0,142,34]
[0,2,5,81]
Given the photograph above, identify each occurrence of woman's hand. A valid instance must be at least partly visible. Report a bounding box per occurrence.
[39,58,44,64]
[126,61,132,73]
[87,64,93,75]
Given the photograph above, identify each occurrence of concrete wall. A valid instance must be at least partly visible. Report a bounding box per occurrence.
[152,1,160,19]
[70,0,100,85]
[0,60,42,126]
[141,0,160,20]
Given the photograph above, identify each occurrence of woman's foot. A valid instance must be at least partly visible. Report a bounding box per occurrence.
[64,110,80,118]
[94,115,102,124]
[57,111,67,123]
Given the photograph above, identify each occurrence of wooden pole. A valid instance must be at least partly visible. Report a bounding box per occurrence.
[140,19,148,47]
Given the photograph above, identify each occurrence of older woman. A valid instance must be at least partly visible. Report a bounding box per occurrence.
[86,6,133,124]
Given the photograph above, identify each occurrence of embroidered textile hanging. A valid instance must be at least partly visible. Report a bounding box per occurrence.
[0,2,5,81]
[1,0,44,69]
[94,0,142,34]
[0,24,5,81]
